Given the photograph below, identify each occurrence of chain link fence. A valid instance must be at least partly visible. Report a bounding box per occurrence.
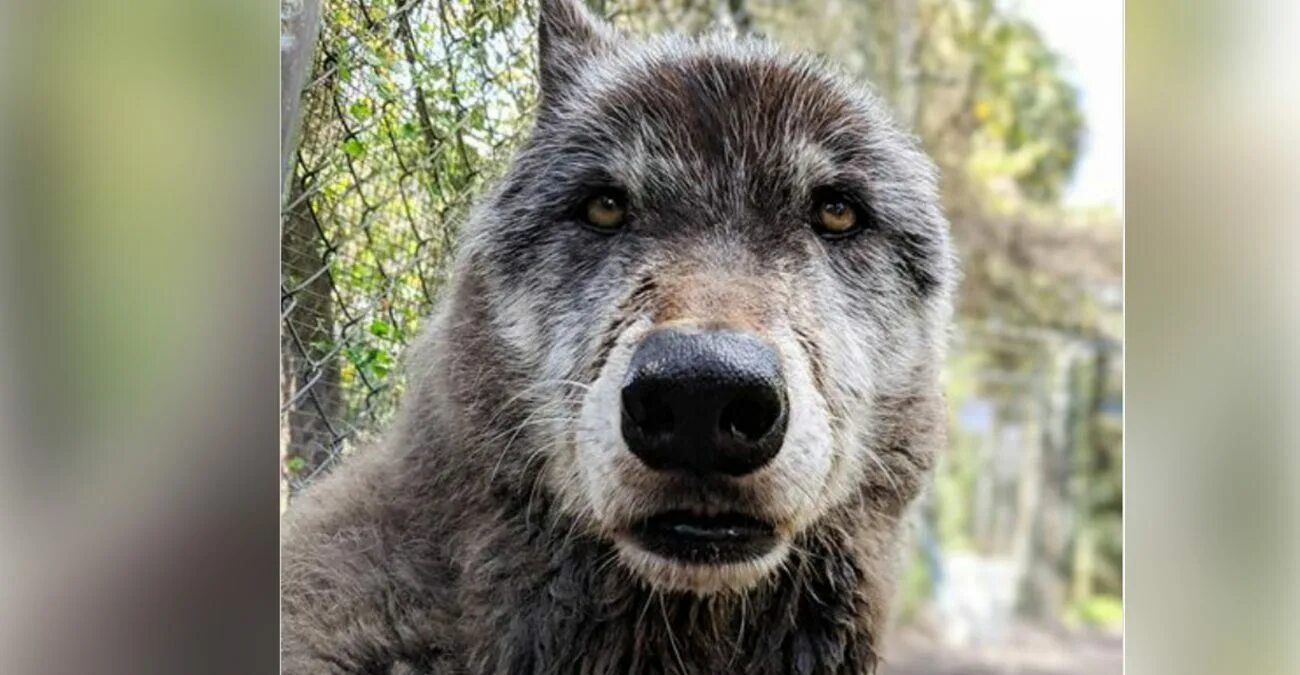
[280,0,539,492]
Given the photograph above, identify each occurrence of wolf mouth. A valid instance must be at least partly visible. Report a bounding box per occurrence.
[630,511,777,564]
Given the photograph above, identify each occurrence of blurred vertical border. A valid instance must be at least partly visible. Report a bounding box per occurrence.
[1,0,280,673]
[1127,0,1300,674]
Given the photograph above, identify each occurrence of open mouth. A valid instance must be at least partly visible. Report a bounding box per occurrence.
[630,511,777,564]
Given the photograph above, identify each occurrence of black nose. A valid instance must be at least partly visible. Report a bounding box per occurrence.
[621,328,788,476]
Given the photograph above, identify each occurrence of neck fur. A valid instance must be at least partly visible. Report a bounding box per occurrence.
[451,490,883,675]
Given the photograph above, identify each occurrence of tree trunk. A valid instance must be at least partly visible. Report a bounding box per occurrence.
[714,0,753,36]
[892,0,919,129]
[280,0,337,495]
[281,169,343,489]
[280,0,323,191]
[1021,344,1078,618]
[1071,344,1112,603]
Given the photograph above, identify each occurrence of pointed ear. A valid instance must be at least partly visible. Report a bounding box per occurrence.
[537,0,616,107]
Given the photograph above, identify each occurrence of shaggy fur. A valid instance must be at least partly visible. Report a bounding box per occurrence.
[281,1,955,673]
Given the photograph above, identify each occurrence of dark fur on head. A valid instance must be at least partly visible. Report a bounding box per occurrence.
[281,1,955,672]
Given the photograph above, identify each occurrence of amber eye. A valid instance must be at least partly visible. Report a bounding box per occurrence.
[815,195,858,235]
[583,192,628,230]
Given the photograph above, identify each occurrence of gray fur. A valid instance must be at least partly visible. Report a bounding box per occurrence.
[281,1,956,672]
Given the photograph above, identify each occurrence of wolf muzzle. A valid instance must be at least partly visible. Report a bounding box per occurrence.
[620,328,788,477]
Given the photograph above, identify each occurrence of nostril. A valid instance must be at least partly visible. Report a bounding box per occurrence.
[625,386,676,438]
[718,390,781,443]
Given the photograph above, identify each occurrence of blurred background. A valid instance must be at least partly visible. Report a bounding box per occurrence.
[279,1,1123,672]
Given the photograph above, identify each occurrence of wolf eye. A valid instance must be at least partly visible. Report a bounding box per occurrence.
[582,192,628,230]
[813,193,860,237]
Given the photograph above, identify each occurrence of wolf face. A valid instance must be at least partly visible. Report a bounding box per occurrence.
[450,0,954,596]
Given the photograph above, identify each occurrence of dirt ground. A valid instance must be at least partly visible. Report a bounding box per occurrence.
[879,622,1123,675]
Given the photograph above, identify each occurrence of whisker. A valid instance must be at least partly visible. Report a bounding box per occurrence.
[485,411,578,485]
[865,448,903,501]
[659,592,688,675]
[480,379,582,432]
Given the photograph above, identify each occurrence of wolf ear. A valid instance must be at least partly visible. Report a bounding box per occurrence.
[537,0,616,107]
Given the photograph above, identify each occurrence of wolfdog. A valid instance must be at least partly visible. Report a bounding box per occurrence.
[281,0,955,672]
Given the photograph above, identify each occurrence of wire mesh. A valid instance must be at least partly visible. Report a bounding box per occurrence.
[280,0,538,491]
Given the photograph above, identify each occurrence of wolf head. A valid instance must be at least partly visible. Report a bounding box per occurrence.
[430,0,954,596]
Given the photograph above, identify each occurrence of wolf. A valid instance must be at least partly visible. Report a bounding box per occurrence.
[280,0,955,673]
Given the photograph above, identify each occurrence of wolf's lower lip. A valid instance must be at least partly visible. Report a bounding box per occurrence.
[631,511,777,564]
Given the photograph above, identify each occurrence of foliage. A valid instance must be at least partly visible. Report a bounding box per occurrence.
[896,546,935,624]
[959,5,1084,205]
[1067,594,1123,629]
[282,0,537,484]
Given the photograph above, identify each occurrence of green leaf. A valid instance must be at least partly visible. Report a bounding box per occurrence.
[286,456,307,474]
[369,319,392,337]
[349,100,373,120]
[342,138,365,158]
